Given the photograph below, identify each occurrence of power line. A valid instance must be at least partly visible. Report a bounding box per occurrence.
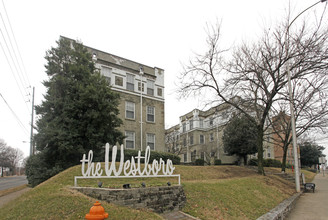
[0,92,29,134]
[0,40,28,111]
[0,1,31,113]
[0,25,30,107]
[1,0,31,87]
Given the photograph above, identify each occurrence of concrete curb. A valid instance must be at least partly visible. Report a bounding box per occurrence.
[257,192,302,220]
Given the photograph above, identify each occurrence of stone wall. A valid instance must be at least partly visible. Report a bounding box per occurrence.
[257,192,301,220]
[73,186,186,213]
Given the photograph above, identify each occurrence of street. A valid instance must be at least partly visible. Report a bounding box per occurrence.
[0,176,28,191]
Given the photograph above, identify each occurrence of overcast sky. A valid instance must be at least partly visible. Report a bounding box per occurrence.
[1,0,328,159]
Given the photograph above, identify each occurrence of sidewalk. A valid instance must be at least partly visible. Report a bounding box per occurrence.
[286,171,328,220]
[0,187,30,208]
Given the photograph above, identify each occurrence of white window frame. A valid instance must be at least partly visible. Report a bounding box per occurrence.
[182,123,186,132]
[147,106,155,122]
[157,87,163,97]
[125,131,135,149]
[115,75,123,87]
[126,73,134,91]
[190,135,194,145]
[199,119,204,128]
[146,133,155,150]
[147,80,154,95]
[190,119,193,130]
[138,82,144,92]
[200,134,205,144]
[125,101,135,119]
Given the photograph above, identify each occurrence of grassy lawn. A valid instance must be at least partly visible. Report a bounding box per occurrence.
[0,164,309,219]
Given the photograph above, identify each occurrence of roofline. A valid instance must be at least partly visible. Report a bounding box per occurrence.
[59,36,164,71]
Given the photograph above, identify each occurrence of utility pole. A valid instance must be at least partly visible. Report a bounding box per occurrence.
[286,0,327,192]
[30,86,35,156]
[139,66,144,151]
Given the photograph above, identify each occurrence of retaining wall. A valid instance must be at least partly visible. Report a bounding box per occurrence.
[257,192,302,220]
[73,185,186,213]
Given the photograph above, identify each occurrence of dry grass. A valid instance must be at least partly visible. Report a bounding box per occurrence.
[0,164,313,220]
[0,184,27,197]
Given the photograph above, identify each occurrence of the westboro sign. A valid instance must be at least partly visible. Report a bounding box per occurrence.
[74,143,180,186]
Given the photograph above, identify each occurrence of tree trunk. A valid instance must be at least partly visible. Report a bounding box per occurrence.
[281,144,288,172]
[243,155,248,166]
[257,125,265,175]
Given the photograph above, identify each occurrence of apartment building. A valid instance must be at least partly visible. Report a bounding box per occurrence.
[165,100,275,164]
[63,37,166,152]
[271,112,298,165]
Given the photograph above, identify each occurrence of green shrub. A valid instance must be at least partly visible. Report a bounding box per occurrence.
[264,159,281,168]
[214,159,222,165]
[25,153,63,187]
[248,158,281,168]
[194,159,205,166]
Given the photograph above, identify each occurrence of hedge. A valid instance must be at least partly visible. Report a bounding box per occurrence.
[248,158,282,168]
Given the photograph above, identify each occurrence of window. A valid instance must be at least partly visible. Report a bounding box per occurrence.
[115,76,123,86]
[209,118,214,126]
[147,106,155,122]
[184,153,187,162]
[138,82,144,92]
[147,133,155,150]
[190,135,194,145]
[101,66,111,77]
[200,135,205,144]
[101,67,111,85]
[183,138,187,146]
[190,119,193,130]
[201,152,205,160]
[125,131,135,149]
[126,74,134,91]
[182,123,186,132]
[147,80,154,95]
[125,101,135,119]
[191,150,196,161]
[199,119,204,128]
[210,133,214,142]
[267,148,271,158]
[157,88,163,96]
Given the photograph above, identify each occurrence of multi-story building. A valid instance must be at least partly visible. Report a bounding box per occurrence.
[271,112,298,165]
[165,99,275,164]
[63,37,165,152]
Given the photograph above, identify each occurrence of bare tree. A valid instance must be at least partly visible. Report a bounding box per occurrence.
[178,15,328,175]
[0,139,25,176]
[268,70,328,172]
[0,139,10,176]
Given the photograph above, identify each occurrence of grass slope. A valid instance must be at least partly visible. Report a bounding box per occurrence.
[0,165,309,220]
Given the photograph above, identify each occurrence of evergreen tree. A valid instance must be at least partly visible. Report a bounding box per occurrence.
[222,115,258,165]
[32,38,123,179]
[300,142,325,167]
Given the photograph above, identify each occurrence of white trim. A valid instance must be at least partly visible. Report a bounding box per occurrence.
[125,101,135,120]
[111,87,164,102]
[146,106,155,123]
[125,131,135,149]
[146,133,156,151]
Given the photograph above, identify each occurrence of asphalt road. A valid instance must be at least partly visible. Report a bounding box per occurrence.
[0,176,28,191]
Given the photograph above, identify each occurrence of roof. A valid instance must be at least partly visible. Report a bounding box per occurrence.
[60,36,163,77]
